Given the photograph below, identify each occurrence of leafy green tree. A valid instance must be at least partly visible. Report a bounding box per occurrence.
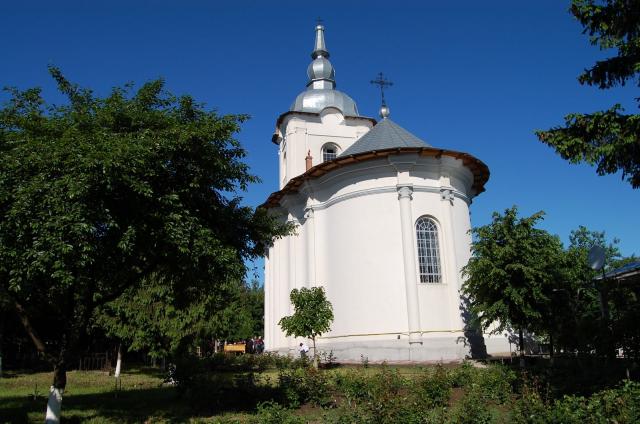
[551,226,621,356]
[0,68,288,422]
[536,0,640,188]
[199,279,265,346]
[565,227,640,360]
[279,287,333,367]
[461,206,565,357]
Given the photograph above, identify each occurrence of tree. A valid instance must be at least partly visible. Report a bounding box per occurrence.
[461,206,565,358]
[278,287,333,368]
[0,68,288,423]
[536,0,640,188]
[551,226,621,356]
[197,278,265,349]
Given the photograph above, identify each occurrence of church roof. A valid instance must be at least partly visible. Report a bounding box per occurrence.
[289,24,360,116]
[262,146,490,209]
[340,118,430,157]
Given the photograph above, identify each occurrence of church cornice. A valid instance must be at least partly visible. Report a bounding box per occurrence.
[261,146,489,209]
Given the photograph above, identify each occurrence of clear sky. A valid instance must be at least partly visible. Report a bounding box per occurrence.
[2,1,638,280]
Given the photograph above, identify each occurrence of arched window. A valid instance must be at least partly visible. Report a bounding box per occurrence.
[322,143,338,162]
[415,217,441,283]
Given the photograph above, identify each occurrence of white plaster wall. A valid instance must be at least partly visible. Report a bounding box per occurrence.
[277,110,373,187]
[320,191,408,337]
[264,153,510,360]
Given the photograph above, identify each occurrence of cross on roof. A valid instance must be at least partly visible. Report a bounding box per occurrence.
[370,72,393,106]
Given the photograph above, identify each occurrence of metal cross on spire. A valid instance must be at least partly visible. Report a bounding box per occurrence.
[370,72,393,106]
[370,72,393,118]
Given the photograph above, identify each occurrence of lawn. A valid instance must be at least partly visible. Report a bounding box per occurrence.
[1,358,638,423]
[0,368,209,423]
[0,364,454,423]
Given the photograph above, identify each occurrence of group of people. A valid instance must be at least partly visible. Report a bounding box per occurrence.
[245,336,265,354]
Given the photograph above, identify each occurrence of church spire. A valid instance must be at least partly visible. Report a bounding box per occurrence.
[311,23,330,59]
[306,23,336,90]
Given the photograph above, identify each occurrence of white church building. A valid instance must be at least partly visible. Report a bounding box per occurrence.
[263,25,510,362]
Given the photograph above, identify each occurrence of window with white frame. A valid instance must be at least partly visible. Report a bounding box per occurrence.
[322,143,338,162]
[415,217,442,283]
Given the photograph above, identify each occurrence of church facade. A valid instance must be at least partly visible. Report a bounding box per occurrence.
[263,25,510,362]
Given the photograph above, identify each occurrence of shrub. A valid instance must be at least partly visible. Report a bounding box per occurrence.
[334,369,371,406]
[449,389,495,424]
[511,384,550,424]
[278,365,332,407]
[251,401,304,424]
[319,350,338,369]
[475,364,516,404]
[513,379,640,424]
[449,361,476,388]
[415,364,452,408]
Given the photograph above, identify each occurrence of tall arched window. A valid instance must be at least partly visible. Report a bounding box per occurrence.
[415,217,441,283]
[322,143,338,162]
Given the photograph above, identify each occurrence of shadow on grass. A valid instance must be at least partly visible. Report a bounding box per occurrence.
[0,374,284,423]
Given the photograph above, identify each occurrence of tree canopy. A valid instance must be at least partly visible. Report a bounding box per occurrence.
[0,67,288,418]
[461,206,565,353]
[462,206,640,359]
[536,0,640,188]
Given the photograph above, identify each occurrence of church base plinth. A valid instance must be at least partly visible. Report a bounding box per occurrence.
[269,332,512,364]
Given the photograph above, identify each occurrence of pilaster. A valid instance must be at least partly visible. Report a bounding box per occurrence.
[397,184,422,344]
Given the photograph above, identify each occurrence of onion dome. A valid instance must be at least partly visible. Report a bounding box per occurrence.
[290,24,359,116]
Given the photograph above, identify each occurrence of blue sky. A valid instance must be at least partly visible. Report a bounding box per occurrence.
[2,1,638,280]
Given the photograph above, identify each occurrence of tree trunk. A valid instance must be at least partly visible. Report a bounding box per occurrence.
[312,336,318,369]
[549,333,555,366]
[114,344,122,379]
[518,328,525,368]
[45,361,66,424]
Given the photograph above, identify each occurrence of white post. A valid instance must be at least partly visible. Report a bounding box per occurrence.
[397,185,421,343]
[45,386,63,424]
[114,344,122,378]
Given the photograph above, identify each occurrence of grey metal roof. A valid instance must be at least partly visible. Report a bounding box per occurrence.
[289,24,360,116]
[290,89,359,116]
[340,118,430,156]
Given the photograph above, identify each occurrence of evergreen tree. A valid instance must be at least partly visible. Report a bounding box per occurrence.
[536,0,640,188]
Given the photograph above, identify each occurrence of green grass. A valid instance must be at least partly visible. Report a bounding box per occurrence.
[0,365,423,423]
[2,360,636,423]
[0,368,194,423]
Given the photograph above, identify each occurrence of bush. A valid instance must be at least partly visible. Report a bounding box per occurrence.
[251,401,304,424]
[449,361,476,388]
[511,383,549,424]
[319,350,338,369]
[415,364,452,408]
[449,389,495,424]
[278,365,332,407]
[334,369,371,406]
[475,364,516,404]
[512,380,640,424]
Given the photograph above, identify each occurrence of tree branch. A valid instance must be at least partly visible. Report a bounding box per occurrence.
[14,300,50,359]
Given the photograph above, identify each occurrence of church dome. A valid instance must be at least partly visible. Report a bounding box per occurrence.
[290,89,359,115]
[289,24,360,116]
[307,57,335,81]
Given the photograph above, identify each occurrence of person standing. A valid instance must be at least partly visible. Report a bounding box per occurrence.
[299,342,310,359]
